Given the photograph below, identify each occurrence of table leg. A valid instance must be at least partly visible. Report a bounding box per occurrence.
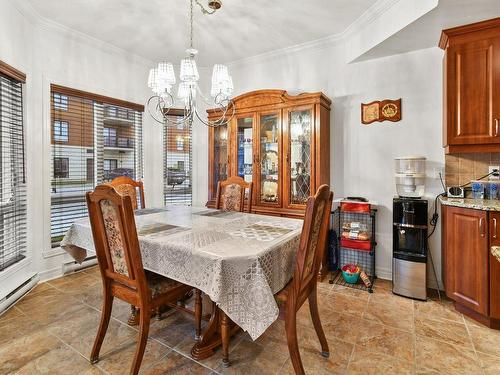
[128,305,139,326]
[221,311,230,367]
[191,303,239,363]
[194,289,202,340]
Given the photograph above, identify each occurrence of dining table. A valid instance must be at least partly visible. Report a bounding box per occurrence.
[61,205,303,363]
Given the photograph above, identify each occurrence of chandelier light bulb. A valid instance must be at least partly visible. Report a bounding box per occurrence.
[211,64,231,97]
[180,57,199,83]
[148,67,158,89]
[157,62,176,86]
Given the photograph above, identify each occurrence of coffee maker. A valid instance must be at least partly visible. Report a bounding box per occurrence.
[392,198,428,300]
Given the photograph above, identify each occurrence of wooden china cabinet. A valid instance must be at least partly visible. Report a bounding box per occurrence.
[206,90,331,218]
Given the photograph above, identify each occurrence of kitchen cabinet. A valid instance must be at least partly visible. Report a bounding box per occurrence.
[439,18,500,153]
[206,90,331,218]
[442,204,500,328]
[490,212,500,319]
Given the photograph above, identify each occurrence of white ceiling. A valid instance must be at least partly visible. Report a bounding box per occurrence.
[357,0,500,61]
[24,0,375,66]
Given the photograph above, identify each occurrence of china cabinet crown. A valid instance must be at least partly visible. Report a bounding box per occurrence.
[206,89,331,218]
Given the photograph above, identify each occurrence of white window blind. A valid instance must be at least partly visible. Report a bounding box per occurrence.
[0,70,27,271]
[50,86,143,246]
[164,113,192,205]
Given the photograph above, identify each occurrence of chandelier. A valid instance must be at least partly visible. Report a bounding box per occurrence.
[147,0,234,127]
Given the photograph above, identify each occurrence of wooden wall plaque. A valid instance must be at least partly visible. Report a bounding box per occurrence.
[361,99,402,124]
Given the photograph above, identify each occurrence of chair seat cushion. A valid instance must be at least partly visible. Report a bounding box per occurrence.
[146,270,183,298]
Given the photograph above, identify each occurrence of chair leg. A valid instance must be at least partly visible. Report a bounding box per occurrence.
[194,289,202,340]
[308,286,329,357]
[130,305,151,375]
[284,303,305,375]
[221,311,230,368]
[90,289,113,364]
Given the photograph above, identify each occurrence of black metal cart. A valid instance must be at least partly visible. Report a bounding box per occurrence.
[329,205,377,292]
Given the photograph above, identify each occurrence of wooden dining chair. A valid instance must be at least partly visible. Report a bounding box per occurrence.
[215,176,253,213]
[86,185,192,375]
[108,175,145,210]
[274,184,333,375]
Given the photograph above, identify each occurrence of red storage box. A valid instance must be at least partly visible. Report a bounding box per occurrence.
[340,238,371,251]
[340,201,371,213]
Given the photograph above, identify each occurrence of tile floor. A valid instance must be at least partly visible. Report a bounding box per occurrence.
[1,267,499,374]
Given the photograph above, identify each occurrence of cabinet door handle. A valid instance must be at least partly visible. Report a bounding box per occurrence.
[480,218,485,237]
[496,119,499,137]
[494,218,497,239]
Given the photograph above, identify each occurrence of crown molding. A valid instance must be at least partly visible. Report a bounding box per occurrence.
[8,0,154,67]
[227,0,402,68]
[9,0,403,70]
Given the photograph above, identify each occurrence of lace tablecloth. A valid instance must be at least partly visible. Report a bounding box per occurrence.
[61,205,303,339]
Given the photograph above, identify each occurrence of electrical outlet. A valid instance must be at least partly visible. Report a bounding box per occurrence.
[434,167,444,179]
[489,165,500,180]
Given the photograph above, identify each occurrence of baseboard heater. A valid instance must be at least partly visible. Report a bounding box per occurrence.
[0,274,39,314]
[62,256,97,274]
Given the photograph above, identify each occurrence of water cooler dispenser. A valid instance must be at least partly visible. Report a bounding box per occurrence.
[392,157,428,300]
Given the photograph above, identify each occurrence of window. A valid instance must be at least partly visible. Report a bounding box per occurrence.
[54,158,69,178]
[53,93,68,110]
[103,159,118,180]
[103,127,117,147]
[164,116,192,206]
[50,86,143,245]
[53,121,69,142]
[176,136,184,151]
[86,158,94,182]
[0,64,27,271]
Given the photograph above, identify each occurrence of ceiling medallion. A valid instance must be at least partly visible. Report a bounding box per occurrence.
[147,0,234,128]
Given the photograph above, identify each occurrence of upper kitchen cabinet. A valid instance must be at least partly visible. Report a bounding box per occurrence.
[206,90,331,218]
[439,18,500,153]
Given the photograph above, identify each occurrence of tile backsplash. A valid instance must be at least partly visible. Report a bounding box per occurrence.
[445,153,500,187]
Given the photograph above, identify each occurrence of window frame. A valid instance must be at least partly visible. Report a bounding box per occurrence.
[49,84,144,247]
[103,127,117,147]
[53,157,69,178]
[53,120,69,142]
[53,93,68,111]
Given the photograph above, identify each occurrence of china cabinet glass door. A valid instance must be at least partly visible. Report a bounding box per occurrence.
[212,124,229,196]
[257,112,280,205]
[236,117,254,183]
[286,108,313,206]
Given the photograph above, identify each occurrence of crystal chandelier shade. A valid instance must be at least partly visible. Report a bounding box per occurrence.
[147,0,234,128]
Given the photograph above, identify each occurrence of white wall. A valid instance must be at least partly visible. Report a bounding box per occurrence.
[0,0,168,284]
[226,44,445,285]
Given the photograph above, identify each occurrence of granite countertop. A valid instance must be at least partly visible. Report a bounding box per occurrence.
[439,196,500,211]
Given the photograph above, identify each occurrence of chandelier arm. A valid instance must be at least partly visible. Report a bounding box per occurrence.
[164,102,196,127]
[194,86,233,110]
[147,96,169,125]
[193,102,235,128]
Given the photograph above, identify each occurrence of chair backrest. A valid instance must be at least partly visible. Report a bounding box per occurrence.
[86,184,148,298]
[293,184,333,296]
[108,176,145,210]
[215,176,253,213]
